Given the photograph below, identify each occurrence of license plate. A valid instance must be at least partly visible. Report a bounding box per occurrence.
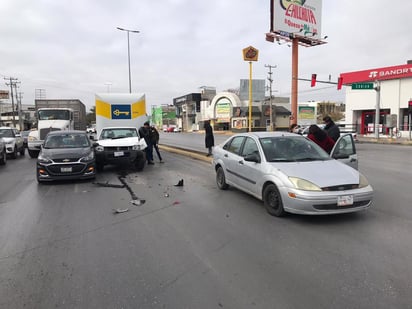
[114,151,124,157]
[337,195,354,206]
[61,167,72,173]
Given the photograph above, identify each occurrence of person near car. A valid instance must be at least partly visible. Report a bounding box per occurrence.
[323,116,341,142]
[204,120,214,157]
[150,125,163,163]
[139,121,154,165]
[307,124,335,154]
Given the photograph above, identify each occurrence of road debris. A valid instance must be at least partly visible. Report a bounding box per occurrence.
[113,208,129,214]
[174,179,184,187]
[94,181,125,188]
[130,199,146,206]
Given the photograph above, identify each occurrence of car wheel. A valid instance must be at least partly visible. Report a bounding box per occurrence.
[20,146,25,156]
[216,166,229,190]
[263,184,285,217]
[134,152,146,171]
[11,146,17,159]
[28,149,39,158]
[0,151,6,165]
[96,162,104,172]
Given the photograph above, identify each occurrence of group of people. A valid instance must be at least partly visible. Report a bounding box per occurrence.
[139,121,163,165]
[290,116,341,154]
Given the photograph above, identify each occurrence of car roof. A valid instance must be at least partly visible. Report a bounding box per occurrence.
[232,131,299,138]
[0,126,17,130]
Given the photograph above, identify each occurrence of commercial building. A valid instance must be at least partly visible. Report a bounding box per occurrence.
[341,61,412,135]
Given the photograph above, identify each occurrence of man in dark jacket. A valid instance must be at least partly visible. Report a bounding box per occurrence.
[150,125,163,163]
[139,121,154,165]
[323,116,341,142]
[204,120,214,157]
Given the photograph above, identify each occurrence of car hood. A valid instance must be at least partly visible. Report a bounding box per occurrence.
[1,137,16,143]
[268,159,360,187]
[40,147,92,159]
[96,137,142,147]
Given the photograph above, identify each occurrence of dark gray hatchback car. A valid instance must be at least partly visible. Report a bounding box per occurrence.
[36,130,96,183]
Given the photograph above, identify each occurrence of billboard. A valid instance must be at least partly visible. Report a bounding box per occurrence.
[272,0,323,39]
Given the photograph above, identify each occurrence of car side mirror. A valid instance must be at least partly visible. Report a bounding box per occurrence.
[244,153,261,163]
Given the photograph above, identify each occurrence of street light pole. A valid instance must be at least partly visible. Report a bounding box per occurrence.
[117,27,140,93]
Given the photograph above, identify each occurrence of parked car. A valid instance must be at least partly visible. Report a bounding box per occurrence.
[173,127,182,133]
[36,130,96,183]
[0,126,25,159]
[212,132,373,216]
[0,138,6,165]
[86,126,96,134]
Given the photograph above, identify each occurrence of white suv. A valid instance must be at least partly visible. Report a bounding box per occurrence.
[0,127,25,159]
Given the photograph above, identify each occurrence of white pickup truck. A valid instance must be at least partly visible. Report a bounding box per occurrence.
[93,127,147,171]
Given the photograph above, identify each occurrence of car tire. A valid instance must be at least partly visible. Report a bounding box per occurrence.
[11,146,17,159]
[216,166,229,190]
[0,151,6,165]
[96,162,104,172]
[263,184,285,217]
[19,147,25,156]
[28,149,39,158]
[134,152,146,171]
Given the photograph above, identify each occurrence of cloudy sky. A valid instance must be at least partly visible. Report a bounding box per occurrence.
[1,0,411,112]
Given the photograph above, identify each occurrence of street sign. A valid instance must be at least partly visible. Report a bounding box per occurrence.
[352,83,374,90]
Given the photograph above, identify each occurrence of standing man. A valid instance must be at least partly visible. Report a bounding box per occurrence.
[150,125,163,163]
[139,121,154,165]
[323,116,341,142]
[204,120,214,157]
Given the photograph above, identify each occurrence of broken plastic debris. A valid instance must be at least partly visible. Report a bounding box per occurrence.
[130,199,146,206]
[94,181,125,188]
[174,179,184,187]
[172,201,180,205]
[113,208,129,214]
[164,193,170,197]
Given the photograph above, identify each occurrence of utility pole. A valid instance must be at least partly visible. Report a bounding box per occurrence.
[18,92,24,130]
[265,64,277,131]
[4,77,19,128]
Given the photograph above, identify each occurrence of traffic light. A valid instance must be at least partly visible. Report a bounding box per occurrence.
[337,77,343,90]
[311,74,317,87]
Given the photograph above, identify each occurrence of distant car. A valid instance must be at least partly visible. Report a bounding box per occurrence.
[36,130,96,183]
[173,127,182,133]
[166,127,175,133]
[21,130,31,148]
[212,132,373,216]
[86,126,96,134]
[0,127,25,159]
[0,138,6,165]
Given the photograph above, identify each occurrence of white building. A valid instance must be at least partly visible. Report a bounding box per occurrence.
[341,61,412,136]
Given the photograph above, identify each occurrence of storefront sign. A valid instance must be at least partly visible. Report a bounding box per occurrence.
[341,64,412,84]
[216,99,231,123]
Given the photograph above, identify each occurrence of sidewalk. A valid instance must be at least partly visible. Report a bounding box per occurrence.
[357,135,412,145]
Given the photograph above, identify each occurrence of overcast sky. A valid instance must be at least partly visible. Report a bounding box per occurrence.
[1,0,411,111]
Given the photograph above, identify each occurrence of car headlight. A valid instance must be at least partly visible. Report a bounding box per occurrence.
[28,136,38,142]
[358,173,369,188]
[132,144,141,150]
[95,145,104,152]
[37,155,52,164]
[80,151,95,162]
[289,177,322,191]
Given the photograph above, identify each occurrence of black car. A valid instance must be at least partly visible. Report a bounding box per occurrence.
[36,130,96,183]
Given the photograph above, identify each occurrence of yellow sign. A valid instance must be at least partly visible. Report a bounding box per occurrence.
[243,46,259,61]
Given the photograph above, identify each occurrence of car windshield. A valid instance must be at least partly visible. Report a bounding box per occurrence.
[100,128,138,140]
[259,136,331,162]
[0,129,13,138]
[44,133,90,149]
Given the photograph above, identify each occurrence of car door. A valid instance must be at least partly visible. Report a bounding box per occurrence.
[330,133,358,170]
[234,137,263,196]
[222,136,245,186]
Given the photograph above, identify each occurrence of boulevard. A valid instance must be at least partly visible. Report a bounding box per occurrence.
[0,137,411,309]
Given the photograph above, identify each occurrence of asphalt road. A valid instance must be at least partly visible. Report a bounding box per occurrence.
[0,140,411,309]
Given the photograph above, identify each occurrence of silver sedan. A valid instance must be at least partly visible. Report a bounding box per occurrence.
[212,132,373,216]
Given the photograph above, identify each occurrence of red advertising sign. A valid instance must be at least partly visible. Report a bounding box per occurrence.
[340,64,412,85]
